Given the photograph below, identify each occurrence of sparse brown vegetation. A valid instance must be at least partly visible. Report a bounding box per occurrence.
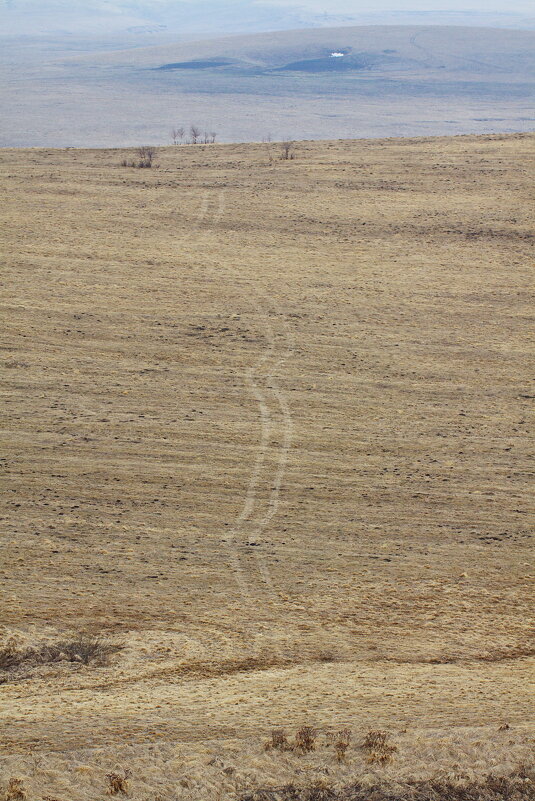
[2,779,26,801]
[120,145,157,167]
[265,727,319,755]
[106,769,131,795]
[265,729,293,753]
[137,145,156,168]
[241,768,535,800]
[0,639,21,672]
[0,634,122,679]
[294,727,317,754]
[280,140,295,160]
[332,729,352,763]
[361,730,398,764]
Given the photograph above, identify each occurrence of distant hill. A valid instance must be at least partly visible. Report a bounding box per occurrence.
[0,25,533,146]
[95,24,535,78]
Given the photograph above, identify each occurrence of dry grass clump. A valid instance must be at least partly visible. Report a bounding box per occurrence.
[106,768,131,795]
[0,639,22,672]
[265,729,293,753]
[265,727,317,754]
[331,728,352,763]
[361,730,398,764]
[0,633,123,680]
[1,779,26,801]
[294,727,317,754]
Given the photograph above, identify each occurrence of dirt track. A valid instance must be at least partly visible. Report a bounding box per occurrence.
[0,134,533,798]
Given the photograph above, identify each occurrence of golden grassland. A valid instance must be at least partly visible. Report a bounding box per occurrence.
[0,133,534,799]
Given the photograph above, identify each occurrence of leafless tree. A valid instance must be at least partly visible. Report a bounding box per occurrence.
[189,125,201,144]
[171,126,185,145]
[209,132,217,144]
[280,140,295,160]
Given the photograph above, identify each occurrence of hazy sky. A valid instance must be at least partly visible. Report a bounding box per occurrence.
[261,0,535,12]
[1,0,533,38]
[2,0,534,13]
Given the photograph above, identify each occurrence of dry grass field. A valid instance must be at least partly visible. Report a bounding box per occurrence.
[1,133,534,799]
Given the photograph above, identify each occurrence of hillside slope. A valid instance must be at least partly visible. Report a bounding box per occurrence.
[1,133,534,799]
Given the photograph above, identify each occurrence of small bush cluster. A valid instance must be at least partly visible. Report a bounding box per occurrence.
[361,730,398,764]
[329,728,352,763]
[294,727,317,754]
[106,769,131,795]
[267,729,293,753]
[266,727,387,765]
[2,779,26,801]
[265,727,317,754]
[120,146,157,168]
[0,633,122,679]
[280,141,296,160]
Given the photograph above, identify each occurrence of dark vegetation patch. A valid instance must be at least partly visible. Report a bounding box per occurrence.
[241,767,535,800]
[0,634,123,681]
[156,59,235,71]
[275,56,369,73]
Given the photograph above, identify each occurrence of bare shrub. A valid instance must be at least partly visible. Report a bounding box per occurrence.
[333,728,352,763]
[2,779,26,801]
[137,145,156,168]
[120,148,156,168]
[265,728,292,752]
[106,769,131,795]
[43,633,122,665]
[190,125,201,145]
[265,726,317,756]
[361,730,397,765]
[280,141,295,160]
[294,726,317,754]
